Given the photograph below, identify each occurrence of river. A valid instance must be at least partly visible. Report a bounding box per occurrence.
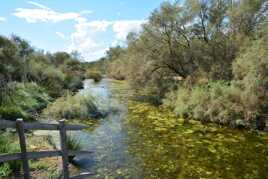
[68,79,268,179]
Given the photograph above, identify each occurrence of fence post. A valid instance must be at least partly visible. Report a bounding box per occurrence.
[59,119,69,179]
[16,118,31,179]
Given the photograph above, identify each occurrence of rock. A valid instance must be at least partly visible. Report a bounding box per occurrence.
[230,119,246,129]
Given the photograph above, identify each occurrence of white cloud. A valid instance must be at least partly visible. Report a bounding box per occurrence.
[76,20,112,33]
[0,17,6,22]
[80,10,93,15]
[13,1,87,23]
[56,32,65,39]
[13,1,146,61]
[27,1,51,10]
[68,19,145,61]
[68,19,112,61]
[113,20,145,41]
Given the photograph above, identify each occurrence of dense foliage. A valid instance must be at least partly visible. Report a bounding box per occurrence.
[96,0,268,129]
[0,35,87,120]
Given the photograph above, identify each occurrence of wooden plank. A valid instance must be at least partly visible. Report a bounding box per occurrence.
[0,120,87,131]
[0,153,21,163]
[70,172,94,179]
[0,150,93,163]
[16,119,31,179]
[59,120,69,179]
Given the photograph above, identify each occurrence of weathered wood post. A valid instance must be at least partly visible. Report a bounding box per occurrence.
[16,118,31,179]
[59,119,69,179]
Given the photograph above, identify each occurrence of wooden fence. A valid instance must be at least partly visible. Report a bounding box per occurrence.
[0,119,93,179]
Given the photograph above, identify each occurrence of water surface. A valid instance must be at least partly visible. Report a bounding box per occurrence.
[72,79,268,179]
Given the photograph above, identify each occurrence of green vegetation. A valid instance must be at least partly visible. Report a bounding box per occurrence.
[0,35,99,175]
[86,69,103,82]
[0,82,51,121]
[94,0,268,129]
[0,133,21,177]
[0,35,91,121]
[123,100,268,178]
[43,93,102,120]
[66,135,82,162]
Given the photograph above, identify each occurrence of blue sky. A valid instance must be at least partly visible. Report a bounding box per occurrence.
[0,0,168,61]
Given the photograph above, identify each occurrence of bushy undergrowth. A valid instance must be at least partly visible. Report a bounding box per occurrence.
[86,70,102,82]
[0,82,51,121]
[0,133,21,177]
[164,81,244,126]
[164,34,268,129]
[43,93,102,120]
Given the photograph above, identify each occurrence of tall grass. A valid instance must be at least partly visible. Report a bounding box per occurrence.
[0,133,21,177]
[66,135,82,162]
[43,93,103,120]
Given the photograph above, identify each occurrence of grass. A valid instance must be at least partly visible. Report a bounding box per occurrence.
[0,132,21,177]
[67,134,82,151]
[43,92,103,120]
[66,134,83,163]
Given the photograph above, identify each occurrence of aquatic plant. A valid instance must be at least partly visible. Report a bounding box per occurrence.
[43,93,103,120]
[66,135,82,162]
[124,100,268,178]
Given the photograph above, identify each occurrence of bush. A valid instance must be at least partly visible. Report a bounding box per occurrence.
[43,93,103,120]
[0,82,51,121]
[86,70,102,82]
[164,81,247,126]
[0,106,30,121]
[233,36,268,122]
[64,75,83,91]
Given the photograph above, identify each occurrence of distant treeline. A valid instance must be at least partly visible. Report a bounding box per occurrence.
[92,0,268,129]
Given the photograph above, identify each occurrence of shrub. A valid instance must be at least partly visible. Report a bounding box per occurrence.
[164,81,247,126]
[0,106,30,121]
[43,93,103,120]
[86,70,102,82]
[64,75,83,91]
[0,82,51,121]
[232,36,268,123]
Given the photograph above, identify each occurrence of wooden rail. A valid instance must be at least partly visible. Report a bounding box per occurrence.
[0,119,93,179]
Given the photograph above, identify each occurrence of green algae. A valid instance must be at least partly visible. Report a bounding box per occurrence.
[124,100,268,179]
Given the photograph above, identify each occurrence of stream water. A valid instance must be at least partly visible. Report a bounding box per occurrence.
[69,79,268,179]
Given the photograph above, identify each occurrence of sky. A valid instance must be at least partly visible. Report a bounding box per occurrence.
[0,0,167,61]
